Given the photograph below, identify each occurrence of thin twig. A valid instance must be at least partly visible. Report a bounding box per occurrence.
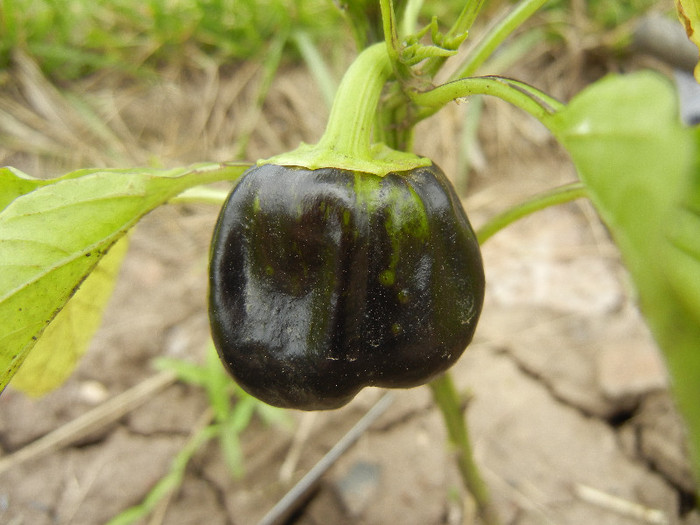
[574,484,669,525]
[258,393,395,525]
[279,411,318,484]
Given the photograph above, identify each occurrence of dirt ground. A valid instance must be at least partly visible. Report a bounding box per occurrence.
[0,37,698,524]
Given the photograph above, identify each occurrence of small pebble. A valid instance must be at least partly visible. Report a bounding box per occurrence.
[333,461,382,517]
[78,380,110,405]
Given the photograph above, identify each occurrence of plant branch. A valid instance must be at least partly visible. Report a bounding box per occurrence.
[429,373,500,525]
[412,75,564,128]
[477,182,588,244]
[280,42,390,161]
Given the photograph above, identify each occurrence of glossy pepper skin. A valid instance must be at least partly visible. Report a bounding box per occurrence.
[209,163,485,410]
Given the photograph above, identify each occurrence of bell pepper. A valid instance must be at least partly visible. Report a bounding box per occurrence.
[208,43,485,409]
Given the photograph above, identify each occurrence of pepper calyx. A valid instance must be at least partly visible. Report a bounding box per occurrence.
[260,142,430,176]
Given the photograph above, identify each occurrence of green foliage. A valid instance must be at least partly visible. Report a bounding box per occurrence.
[550,71,700,472]
[11,236,129,396]
[156,345,289,476]
[0,163,247,394]
[0,167,50,210]
[0,0,343,80]
[0,0,661,85]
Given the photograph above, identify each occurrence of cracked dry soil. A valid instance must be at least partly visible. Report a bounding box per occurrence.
[0,60,698,525]
[1,177,697,525]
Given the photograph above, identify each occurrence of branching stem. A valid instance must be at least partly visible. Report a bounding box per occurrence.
[413,75,564,128]
[477,182,588,243]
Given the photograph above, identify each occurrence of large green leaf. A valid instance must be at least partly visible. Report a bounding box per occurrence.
[0,162,247,394]
[551,72,700,476]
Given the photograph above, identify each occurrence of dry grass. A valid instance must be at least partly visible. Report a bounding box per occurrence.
[0,52,326,176]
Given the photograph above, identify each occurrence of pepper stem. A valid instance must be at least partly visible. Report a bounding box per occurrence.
[262,43,429,176]
[316,43,391,160]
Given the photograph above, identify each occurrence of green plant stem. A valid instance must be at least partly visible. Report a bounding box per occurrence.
[400,0,424,36]
[264,42,428,174]
[449,0,487,40]
[429,373,500,525]
[178,162,250,184]
[413,75,564,128]
[453,0,549,79]
[481,28,546,75]
[316,42,390,159]
[477,182,588,243]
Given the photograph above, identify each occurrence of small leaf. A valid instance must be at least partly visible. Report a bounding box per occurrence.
[220,412,246,478]
[401,43,457,65]
[676,0,700,81]
[10,237,129,396]
[0,162,248,394]
[154,357,212,387]
[551,72,700,477]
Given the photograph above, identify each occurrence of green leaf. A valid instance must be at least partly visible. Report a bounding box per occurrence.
[665,127,700,326]
[10,236,129,396]
[0,166,121,212]
[0,162,248,394]
[676,0,700,81]
[0,167,45,211]
[551,72,700,477]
